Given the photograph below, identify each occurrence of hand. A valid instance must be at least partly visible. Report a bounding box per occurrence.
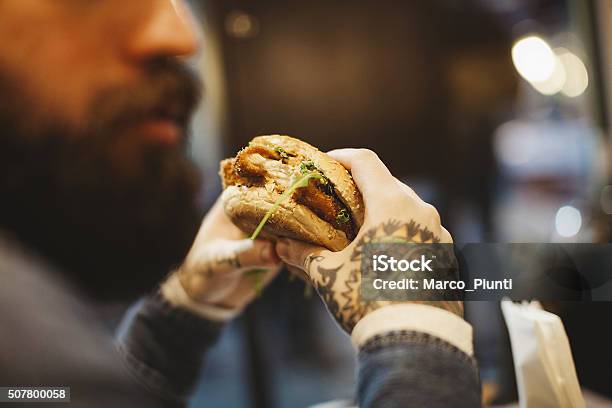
[275,148,461,333]
[174,197,281,311]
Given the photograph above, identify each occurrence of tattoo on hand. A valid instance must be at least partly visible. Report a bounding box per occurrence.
[304,254,324,273]
[215,252,241,269]
[313,264,342,323]
[311,218,461,332]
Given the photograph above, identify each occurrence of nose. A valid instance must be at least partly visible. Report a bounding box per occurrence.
[125,0,200,61]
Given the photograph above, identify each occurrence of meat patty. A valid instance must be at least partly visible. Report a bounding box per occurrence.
[221,158,255,187]
[294,179,356,239]
[235,145,289,179]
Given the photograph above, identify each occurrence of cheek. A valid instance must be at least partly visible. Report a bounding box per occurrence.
[0,9,131,130]
[25,34,122,127]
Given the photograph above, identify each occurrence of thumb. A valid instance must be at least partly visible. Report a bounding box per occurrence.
[186,239,279,276]
[275,238,332,279]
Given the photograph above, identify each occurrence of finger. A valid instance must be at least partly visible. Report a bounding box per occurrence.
[393,177,448,239]
[326,149,397,209]
[183,238,280,280]
[275,238,333,280]
[440,226,454,244]
[235,239,281,269]
[394,177,423,204]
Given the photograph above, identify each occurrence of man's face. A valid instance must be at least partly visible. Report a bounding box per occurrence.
[0,0,199,136]
[0,0,204,300]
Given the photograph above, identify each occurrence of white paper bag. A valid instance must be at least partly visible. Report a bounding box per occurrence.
[501,300,585,408]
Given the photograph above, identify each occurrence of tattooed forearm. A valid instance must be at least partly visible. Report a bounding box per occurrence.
[313,263,343,326]
[308,218,461,332]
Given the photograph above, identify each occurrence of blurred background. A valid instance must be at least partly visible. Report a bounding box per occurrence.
[180,0,612,406]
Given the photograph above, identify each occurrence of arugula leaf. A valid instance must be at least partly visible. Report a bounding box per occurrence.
[299,160,316,174]
[250,171,324,240]
[336,208,351,224]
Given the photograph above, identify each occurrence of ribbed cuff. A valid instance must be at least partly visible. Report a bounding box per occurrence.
[351,304,473,356]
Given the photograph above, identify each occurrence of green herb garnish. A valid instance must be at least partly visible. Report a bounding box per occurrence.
[299,161,335,193]
[250,171,324,240]
[274,146,289,160]
[336,208,351,224]
[322,179,335,196]
[299,160,316,174]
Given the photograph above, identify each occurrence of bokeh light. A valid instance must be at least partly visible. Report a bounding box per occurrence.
[555,205,582,237]
[558,51,589,97]
[512,36,556,83]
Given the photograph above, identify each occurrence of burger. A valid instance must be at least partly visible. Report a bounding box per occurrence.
[220,135,364,251]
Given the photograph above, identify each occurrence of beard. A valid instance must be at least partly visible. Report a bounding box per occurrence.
[0,58,203,301]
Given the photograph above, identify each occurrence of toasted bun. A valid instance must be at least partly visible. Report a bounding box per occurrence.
[220,135,365,251]
[222,186,350,251]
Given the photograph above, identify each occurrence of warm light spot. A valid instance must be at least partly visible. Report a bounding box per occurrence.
[225,11,259,39]
[531,53,566,95]
[512,36,556,83]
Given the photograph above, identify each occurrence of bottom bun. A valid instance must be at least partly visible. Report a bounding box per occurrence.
[222,185,350,251]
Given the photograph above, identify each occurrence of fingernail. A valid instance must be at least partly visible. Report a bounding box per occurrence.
[276,239,289,259]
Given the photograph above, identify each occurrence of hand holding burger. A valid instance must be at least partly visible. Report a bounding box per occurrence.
[217,135,459,332]
[274,148,460,333]
[162,135,366,319]
[161,198,282,319]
